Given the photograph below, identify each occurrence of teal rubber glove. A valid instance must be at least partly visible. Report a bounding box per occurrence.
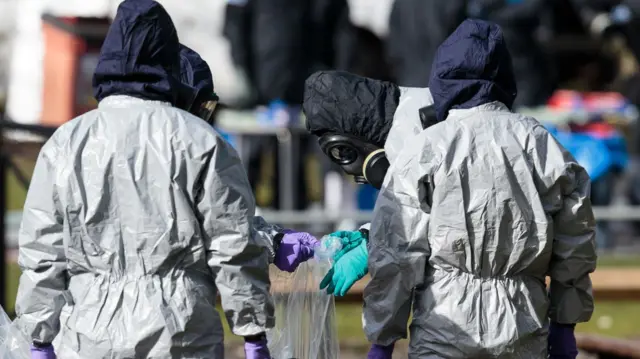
[319,239,368,296]
[328,230,367,262]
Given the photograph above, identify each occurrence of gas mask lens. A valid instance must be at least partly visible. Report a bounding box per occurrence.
[329,145,358,164]
[318,133,389,189]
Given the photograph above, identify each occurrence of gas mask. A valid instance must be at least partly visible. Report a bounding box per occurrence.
[319,133,390,190]
[178,82,219,125]
[189,91,219,125]
[317,104,437,189]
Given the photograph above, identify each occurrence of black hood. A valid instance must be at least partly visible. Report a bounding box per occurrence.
[303,71,401,148]
[93,0,182,104]
[178,44,215,111]
[428,19,517,121]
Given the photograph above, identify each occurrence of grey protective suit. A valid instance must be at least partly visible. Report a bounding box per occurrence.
[177,43,284,261]
[356,86,433,232]
[363,20,597,358]
[15,1,277,358]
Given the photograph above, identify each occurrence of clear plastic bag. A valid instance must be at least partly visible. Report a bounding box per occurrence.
[0,306,30,359]
[312,236,342,262]
[268,236,342,359]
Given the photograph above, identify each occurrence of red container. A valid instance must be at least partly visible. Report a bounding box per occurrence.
[582,92,628,113]
[547,90,583,111]
[40,14,110,126]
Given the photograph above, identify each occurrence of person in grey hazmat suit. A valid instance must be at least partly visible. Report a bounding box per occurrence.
[177,43,319,276]
[305,19,597,358]
[14,1,318,359]
[303,70,436,301]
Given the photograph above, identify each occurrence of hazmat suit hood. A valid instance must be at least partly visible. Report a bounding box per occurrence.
[178,44,219,122]
[93,0,183,105]
[179,44,214,99]
[303,71,434,164]
[304,71,400,149]
[428,19,518,122]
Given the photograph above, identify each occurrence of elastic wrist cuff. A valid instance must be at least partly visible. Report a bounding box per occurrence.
[272,232,285,256]
[551,322,576,328]
[244,333,266,343]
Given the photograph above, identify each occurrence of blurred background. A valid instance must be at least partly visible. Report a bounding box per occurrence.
[1,0,640,357]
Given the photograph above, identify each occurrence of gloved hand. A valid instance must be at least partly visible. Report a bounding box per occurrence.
[319,239,368,296]
[367,343,395,359]
[274,231,318,272]
[548,322,578,359]
[30,345,56,359]
[328,230,367,262]
[244,334,271,359]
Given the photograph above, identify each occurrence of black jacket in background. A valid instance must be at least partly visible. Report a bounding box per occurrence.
[223,0,356,106]
[472,0,555,107]
[386,0,467,87]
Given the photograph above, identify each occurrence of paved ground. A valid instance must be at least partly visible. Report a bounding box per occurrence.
[223,342,597,358]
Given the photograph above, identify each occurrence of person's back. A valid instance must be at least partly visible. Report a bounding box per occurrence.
[407,106,563,357]
[15,1,274,358]
[362,19,596,358]
[46,98,230,357]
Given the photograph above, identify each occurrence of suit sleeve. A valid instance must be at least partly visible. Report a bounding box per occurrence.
[196,137,275,336]
[531,126,597,324]
[363,152,432,345]
[15,140,67,345]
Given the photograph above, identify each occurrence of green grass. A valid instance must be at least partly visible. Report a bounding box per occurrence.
[577,301,640,338]
[597,255,640,268]
[6,158,35,211]
[4,262,20,314]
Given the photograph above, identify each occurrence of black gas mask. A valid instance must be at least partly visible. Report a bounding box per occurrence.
[190,92,219,125]
[178,83,219,125]
[187,90,218,124]
[319,133,390,190]
[317,104,437,190]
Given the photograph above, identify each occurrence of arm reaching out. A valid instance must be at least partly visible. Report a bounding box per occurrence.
[252,217,318,273]
[196,137,274,336]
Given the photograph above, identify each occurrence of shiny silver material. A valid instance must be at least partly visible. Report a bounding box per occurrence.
[363,102,597,358]
[385,86,435,164]
[253,216,285,261]
[15,95,276,358]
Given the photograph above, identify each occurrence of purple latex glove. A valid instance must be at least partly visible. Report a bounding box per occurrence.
[274,231,319,272]
[244,336,271,359]
[548,322,578,359]
[31,345,56,359]
[367,343,394,359]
